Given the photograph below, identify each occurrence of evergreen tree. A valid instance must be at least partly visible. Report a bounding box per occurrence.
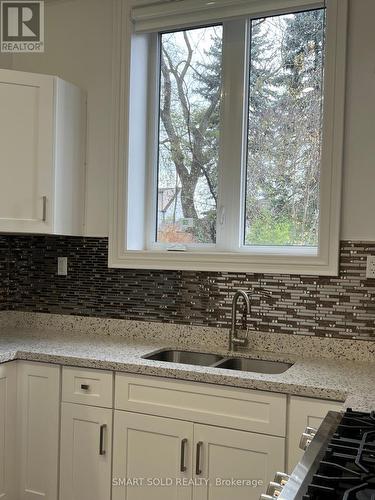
[245,9,325,246]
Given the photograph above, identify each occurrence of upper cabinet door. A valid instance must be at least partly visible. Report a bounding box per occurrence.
[112,411,194,500]
[0,69,85,235]
[0,70,55,233]
[193,424,285,500]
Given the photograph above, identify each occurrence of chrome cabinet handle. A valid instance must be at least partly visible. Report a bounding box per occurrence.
[180,438,188,472]
[196,441,203,475]
[42,196,47,222]
[99,424,107,455]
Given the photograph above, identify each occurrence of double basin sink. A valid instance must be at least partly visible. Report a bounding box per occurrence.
[144,349,292,374]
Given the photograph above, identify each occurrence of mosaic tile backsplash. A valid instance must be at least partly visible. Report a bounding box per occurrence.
[0,237,9,311]
[0,235,374,340]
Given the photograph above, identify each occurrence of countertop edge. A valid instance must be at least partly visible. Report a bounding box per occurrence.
[3,348,348,404]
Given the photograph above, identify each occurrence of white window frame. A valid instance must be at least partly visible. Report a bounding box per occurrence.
[109,0,348,275]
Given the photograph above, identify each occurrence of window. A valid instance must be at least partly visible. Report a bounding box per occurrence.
[245,10,325,249]
[110,0,347,274]
[156,26,223,246]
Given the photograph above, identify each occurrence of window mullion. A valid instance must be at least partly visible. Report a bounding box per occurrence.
[145,33,161,249]
[216,19,248,252]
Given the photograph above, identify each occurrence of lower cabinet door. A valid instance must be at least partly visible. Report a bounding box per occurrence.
[59,402,112,500]
[112,411,194,500]
[193,424,285,500]
[0,362,16,500]
[287,396,343,472]
[17,361,60,500]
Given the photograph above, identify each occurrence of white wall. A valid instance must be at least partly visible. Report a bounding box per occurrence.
[1,0,374,240]
[0,53,12,69]
[341,0,375,240]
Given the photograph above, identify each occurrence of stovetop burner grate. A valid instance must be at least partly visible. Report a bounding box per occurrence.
[303,410,375,500]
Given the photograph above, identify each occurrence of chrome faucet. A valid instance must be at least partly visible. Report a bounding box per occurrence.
[229,289,272,351]
[229,290,251,351]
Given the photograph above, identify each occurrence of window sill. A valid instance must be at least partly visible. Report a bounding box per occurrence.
[108,247,338,275]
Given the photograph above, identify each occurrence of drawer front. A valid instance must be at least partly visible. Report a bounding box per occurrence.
[115,373,287,436]
[62,367,113,408]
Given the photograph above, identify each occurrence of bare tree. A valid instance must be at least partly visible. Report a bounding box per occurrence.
[158,28,222,243]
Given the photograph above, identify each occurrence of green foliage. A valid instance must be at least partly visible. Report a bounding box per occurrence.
[246,216,294,246]
[245,212,317,246]
[246,9,325,247]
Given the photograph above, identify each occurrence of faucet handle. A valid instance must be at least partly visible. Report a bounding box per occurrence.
[232,336,248,347]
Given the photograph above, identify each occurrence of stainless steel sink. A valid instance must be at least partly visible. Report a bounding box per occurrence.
[215,357,292,374]
[144,349,223,366]
[144,349,293,374]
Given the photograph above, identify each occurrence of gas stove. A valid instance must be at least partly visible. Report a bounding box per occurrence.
[262,408,375,500]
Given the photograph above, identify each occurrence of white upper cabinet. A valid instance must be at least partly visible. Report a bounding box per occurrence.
[0,69,86,235]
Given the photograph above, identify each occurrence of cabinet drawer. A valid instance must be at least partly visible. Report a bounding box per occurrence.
[115,373,287,436]
[62,367,113,408]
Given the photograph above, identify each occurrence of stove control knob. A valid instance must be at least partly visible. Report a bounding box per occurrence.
[299,426,317,450]
[266,481,283,497]
[299,432,313,450]
[274,472,290,485]
[305,426,317,436]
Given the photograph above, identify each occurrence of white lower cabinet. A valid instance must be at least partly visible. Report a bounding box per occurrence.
[193,424,285,500]
[0,362,17,500]
[287,395,343,472]
[17,361,61,500]
[0,362,344,499]
[112,411,285,500]
[60,402,113,500]
[112,411,194,500]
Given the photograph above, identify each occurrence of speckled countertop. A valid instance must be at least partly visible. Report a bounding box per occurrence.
[0,325,374,412]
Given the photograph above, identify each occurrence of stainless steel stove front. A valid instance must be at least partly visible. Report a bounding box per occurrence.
[260,410,342,500]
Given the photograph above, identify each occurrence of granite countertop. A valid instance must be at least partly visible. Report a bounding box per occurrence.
[0,326,374,412]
